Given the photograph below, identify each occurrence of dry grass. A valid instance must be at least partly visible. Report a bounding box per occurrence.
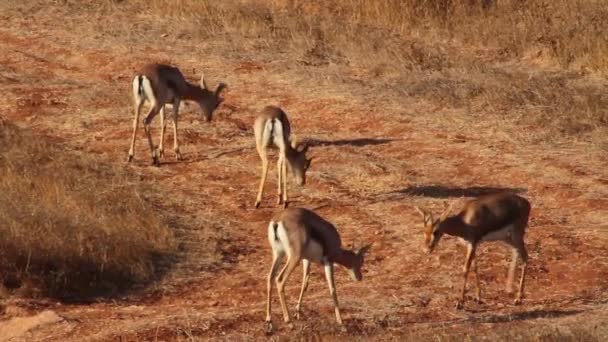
[88,0,608,136]
[0,119,174,301]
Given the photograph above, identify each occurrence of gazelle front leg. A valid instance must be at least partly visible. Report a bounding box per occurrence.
[128,98,144,162]
[473,259,482,303]
[294,259,311,319]
[457,243,476,310]
[171,98,182,161]
[513,240,528,305]
[323,261,343,324]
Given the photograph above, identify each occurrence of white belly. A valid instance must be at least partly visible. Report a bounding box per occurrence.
[480,224,515,242]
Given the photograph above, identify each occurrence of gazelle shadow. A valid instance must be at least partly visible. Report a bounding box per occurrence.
[377,185,526,201]
[307,137,396,147]
[471,308,583,324]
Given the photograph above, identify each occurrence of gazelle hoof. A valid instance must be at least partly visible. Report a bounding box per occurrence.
[127,155,133,163]
[254,201,261,209]
[455,301,464,310]
[513,298,522,305]
[175,151,182,161]
[264,321,273,334]
[158,150,164,158]
[152,157,160,166]
[294,309,301,320]
[283,201,289,209]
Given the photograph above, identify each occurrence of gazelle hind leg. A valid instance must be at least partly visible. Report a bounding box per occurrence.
[143,105,161,166]
[265,250,284,334]
[276,256,299,325]
[281,151,288,208]
[294,259,311,319]
[255,149,270,208]
[276,154,283,206]
[171,98,182,160]
[158,105,166,159]
[128,98,144,162]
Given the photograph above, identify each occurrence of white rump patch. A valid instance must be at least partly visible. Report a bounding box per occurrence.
[481,224,515,242]
[270,119,286,151]
[267,221,290,255]
[132,75,156,104]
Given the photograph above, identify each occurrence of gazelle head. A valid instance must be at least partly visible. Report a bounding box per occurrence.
[288,135,312,186]
[414,202,455,253]
[345,244,372,281]
[197,74,226,122]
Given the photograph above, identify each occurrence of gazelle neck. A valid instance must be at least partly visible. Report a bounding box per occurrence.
[332,249,358,269]
[182,82,206,101]
[439,215,473,240]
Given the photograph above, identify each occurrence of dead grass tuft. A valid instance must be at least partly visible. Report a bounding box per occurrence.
[0,119,175,301]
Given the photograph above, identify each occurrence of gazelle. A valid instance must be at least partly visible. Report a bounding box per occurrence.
[128,63,226,165]
[414,192,531,309]
[254,106,311,208]
[265,207,371,333]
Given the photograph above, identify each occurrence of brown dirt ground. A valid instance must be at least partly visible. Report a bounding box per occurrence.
[1,3,608,341]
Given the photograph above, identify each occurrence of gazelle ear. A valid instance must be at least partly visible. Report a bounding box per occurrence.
[357,243,372,256]
[414,206,426,218]
[290,134,298,149]
[215,82,226,97]
[440,201,455,221]
[200,73,208,90]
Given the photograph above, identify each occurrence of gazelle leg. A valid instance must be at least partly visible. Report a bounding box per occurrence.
[255,151,270,209]
[294,259,311,319]
[265,250,284,334]
[324,261,343,324]
[514,240,528,305]
[473,259,482,303]
[158,105,166,159]
[276,256,299,325]
[276,154,283,206]
[506,247,518,294]
[457,243,476,310]
[171,98,182,160]
[128,99,144,162]
[143,105,160,166]
[282,152,288,208]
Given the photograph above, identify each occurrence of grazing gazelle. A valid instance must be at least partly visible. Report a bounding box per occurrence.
[265,207,371,333]
[128,63,226,165]
[254,106,311,208]
[414,192,531,309]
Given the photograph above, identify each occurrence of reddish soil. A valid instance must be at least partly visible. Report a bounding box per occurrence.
[1,5,607,341]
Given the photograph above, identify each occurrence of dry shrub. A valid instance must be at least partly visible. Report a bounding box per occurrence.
[0,120,174,301]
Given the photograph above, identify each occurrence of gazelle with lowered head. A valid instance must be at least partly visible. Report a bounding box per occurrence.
[414,192,531,309]
[254,105,312,208]
[265,207,371,333]
[128,63,226,165]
